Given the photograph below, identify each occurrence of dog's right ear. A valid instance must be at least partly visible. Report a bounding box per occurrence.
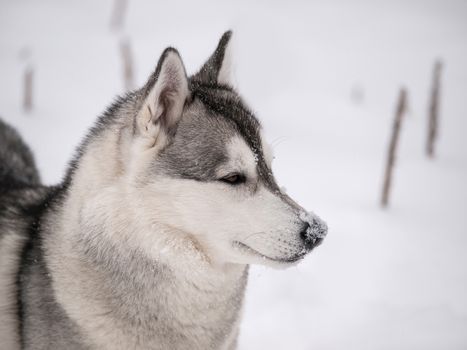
[136,48,189,147]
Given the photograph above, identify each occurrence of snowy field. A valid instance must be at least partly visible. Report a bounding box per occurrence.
[1,0,467,349]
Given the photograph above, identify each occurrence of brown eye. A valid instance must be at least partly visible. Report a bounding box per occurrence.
[220,173,246,185]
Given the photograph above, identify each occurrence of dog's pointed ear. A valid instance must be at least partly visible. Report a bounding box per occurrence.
[192,30,233,85]
[137,48,189,145]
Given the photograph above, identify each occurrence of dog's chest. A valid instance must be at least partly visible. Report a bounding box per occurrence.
[65,265,248,350]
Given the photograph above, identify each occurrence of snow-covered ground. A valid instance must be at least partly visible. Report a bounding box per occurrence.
[1,0,466,349]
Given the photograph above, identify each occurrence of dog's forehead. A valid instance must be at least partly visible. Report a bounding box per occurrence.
[189,84,265,162]
[156,84,279,191]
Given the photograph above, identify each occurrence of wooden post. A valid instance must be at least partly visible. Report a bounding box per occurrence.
[23,66,33,112]
[426,60,442,158]
[110,0,128,31]
[381,88,408,208]
[120,38,134,91]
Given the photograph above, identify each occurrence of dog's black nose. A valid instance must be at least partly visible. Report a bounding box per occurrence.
[300,226,323,250]
[300,218,328,250]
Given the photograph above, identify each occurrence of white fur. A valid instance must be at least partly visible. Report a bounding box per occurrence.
[0,231,25,350]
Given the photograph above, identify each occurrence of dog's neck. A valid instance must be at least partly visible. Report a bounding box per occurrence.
[43,155,248,349]
[45,196,248,349]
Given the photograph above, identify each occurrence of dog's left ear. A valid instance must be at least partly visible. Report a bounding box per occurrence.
[137,48,189,145]
[192,30,233,86]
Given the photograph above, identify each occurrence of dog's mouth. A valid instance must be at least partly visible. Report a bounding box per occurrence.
[232,241,307,265]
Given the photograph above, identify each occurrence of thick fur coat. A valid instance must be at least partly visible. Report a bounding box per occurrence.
[0,32,327,349]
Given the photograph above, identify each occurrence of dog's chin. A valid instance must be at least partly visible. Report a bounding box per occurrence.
[231,241,307,269]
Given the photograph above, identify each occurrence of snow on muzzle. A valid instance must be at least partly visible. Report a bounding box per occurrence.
[299,211,328,251]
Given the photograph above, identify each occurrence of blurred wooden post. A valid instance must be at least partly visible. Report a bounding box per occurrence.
[426,60,442,158]
[381,88,408,208]
[110,0,128,31]
[23,66,33,112]
[120,38,134,91]
[350,83,364,105]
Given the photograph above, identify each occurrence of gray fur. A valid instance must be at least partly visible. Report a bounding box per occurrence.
[192,31,233,85]
[0,31,327,350]
[0,118,40,190]
[156,96,248,182]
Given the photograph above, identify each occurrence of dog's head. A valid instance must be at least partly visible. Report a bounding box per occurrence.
[105,32,327,268]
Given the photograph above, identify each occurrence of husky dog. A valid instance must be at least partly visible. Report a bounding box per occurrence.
[0,31,327,350]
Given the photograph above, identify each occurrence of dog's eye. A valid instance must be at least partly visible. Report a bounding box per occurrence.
[220,173,246,185]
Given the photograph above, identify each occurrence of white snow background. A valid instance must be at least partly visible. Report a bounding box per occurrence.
[1,0,466,349]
